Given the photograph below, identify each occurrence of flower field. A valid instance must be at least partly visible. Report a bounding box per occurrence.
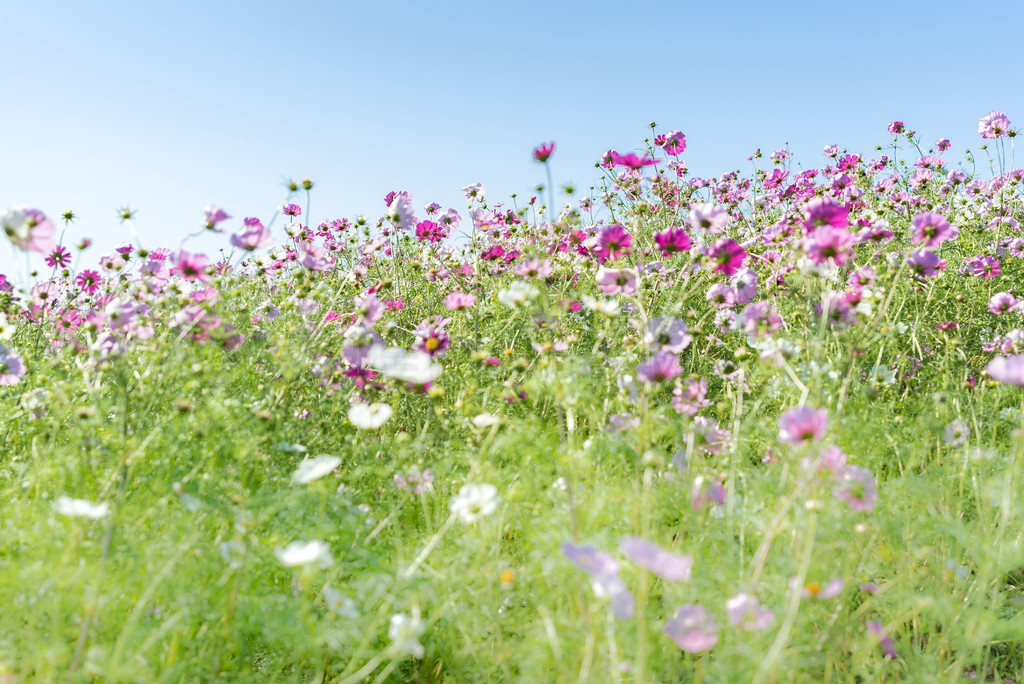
[3,113,1024,682]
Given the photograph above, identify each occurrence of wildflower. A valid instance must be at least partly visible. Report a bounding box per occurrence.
[802,197,850,231]
[415,219,446,243]
[943,420,969,446]
[593,224,633,261]
[0,314,15,341]
[368,347,442,385]
[291,455,342,484]
[412,317,451,358]
[619,536,694,581]
[595,267,638,295]
[1,206,56,254]
[323,586,359,618]
[637,352,683,384]
[462,183,485,202]
[988,292,1019,314]
[386,192,416,231]
[203,204,231,231]
[741,301,782,340]
[498,281,539,308]
[823,144,839,158]
[906,250,946,279]
[443,292,476,311]
[174,251,212,283]
[562,542,634,619]
[665,604,719,653]
[282,203,301,216]
[979,110,1012,139]
[790,577,844,599]
[348,403,393,430]
[986,355,1024,385]
[274,540,333,568]
[887,121,905,135]
[30,281,58,310]
[726,593,774,631]
[936,138,951,151]
[533,142,555,162]
[691,474,727,510]
[645,316,691,354]
[52,496,109,519]
[803,225,854,266]
[707,238,747,276]
[388,613,426,658]
[611,151,658,169]
[449,483,500,522]
[653,227,692,258]
[688,203,731,234]
[45,245,71,268]
[833,465,878,512]
[706,283,736,309]
[0,348,26,385]
[231,219,273,250]
[910,212,957,249]
[778,406,828,445]
[660,130,686,156]
[969,256,1000,278]
[866,621,898,659]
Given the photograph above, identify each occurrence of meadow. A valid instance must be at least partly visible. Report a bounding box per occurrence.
[2,112,1024,682]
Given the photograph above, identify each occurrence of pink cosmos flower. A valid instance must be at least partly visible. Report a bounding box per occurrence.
[231,219,274,251]
[906,250,946,279]
[979,110,1012,139]
[968,256,1000,278]
[866,621,898,660]
[725,593,775,631]
[936,138,951,151]
[415,219,446,243]
[707,238,747,276]
[45,246,71,268]
[706,283,736,309]
[611,152,659,170]
[688,203,731,234]
[910,212,957,249]
[203,204,231,231]
[353,292,385,326]
[988,292,1019,314]
[653,227,691,258]
[462,183,485,202]
[646,316,691,354]
[595,267,637,295]
[802,197,850,232]
[532,142,555,162]
[1,206,56,254]
[76,270,101,294]
[443,292,476,310]
[887,121,905,135]
[412,316,451,358]
[31,281,58,310]
[790,577,844,599]
[637,351,683,384]
[833,465,878,512]
[619,536,694,581]
[732,268,758,304]
[803,225,855,265]
[593,224,633,261]
[174,251,212,283]
[665,604,718,653]
[986,355,1024,385]
[0,347,26,385]
[778,406,828,445]
[282,203,302,216]
[660,130,686,156]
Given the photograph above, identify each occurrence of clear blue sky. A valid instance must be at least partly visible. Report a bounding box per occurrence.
[3,0,1022,277]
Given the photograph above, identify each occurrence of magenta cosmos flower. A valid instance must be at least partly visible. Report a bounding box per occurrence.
[174,251,212,283]
[532,142,555,162]
[593,223,633,261]
[611,151,659,170]
[802,197,850,232]
[910,212,957,249]
[665,604,718,653]
[778,406,828,444]
[906,250,946,279]
[986,355,1024,385]
[653,227,691,258]
[707,238,747,277]
[988,292,1019,314]
[595,267,638,295]
[803,225,855,266]
[636,351,683,384]
[659,130,686,156]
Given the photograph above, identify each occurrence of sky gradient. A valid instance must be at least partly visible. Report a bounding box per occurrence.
[3,0,1023,281]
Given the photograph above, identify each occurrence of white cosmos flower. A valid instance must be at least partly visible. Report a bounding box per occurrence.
[497,281,539,308]
[448,483,500,523]
[274,539,333,568]
[388,613,426,658]
[348,402,393,430]
[471,413,501,428]
[369,347,441,385]
[291,455,342,484]
[53,496,109,519]
[0,312,16,341]
[323,586,359,618]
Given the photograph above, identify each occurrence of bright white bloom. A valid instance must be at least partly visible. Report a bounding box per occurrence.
[0,206,29,245]
[348,402,393,430]
[471,413,501,428]
[497,281,539,308]
[581,295,620,317]
[388,613,426,658]
[53,496,109,519]
[0,313,15,341]
[291,455,342,484]
[284,221,303,237]
[449,483,500,523]
[369,347,441,385]
[274,539,333,568]
[323,586,359,618]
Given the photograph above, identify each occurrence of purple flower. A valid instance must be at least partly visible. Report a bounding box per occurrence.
[0,347,26,385]
[231,219,273,251]
[618,536,694,582]
[665,604,718,653]
[725,593,774,631]
[778,406,828,445]
[986,355,1024,385]
[906,250,946,279]
[969,256,1000,278]
[979,110,1012,139]
[988,292,1019,315]
[866,621,897,659]
[637,352,683,384]
[593,224,633,262]
[910,212,957,249]
[802,197,850,231]
[645,316,692,354]
[203,204,231,231]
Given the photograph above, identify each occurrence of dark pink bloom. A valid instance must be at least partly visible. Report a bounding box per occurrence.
[778,406,828,444]
[660,130,686,156]
[532,142,555,162]
[653,227,691,257]
[76,270,101,294]
[707,238,747,276]
[969,256,1000,278]
[594,224,633,261]
[204,204,231,231]
[611,151,659,170]
[415,219,446,243]
[910,212,957,249]
[887,121,905,135]
[802,197,850,232]
[803,225,855,265]
[174,251,212,283]
[45,245,71,268]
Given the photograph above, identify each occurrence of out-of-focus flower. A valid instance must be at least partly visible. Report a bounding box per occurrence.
[388,613,426,658]
[665,604,718,653]
[619,536,694,581]
[778,406,828,444]
[52,496,109,519]
[449,483,500,522]
[274,540,333,568]
[348,403,393,430]
[533,142,555,162]
[725,592,774,631]
[987,355,1024,385]
[291,455,342,484]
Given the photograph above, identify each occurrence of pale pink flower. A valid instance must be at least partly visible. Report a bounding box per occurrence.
[778,406,828,445]
[665,604,718,653]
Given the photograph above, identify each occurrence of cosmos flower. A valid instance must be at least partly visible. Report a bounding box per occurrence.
[533,142,555,162]
[778,406,828,444]
[619,536,694,582]
[52,496,109,519]
[449,483,500,523]
[665,604,719,653]
[348,403,393,430]
[274,540,334,568]
[291,455,342,484]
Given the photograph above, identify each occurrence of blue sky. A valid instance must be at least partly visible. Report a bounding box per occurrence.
[3,0,1023,279]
